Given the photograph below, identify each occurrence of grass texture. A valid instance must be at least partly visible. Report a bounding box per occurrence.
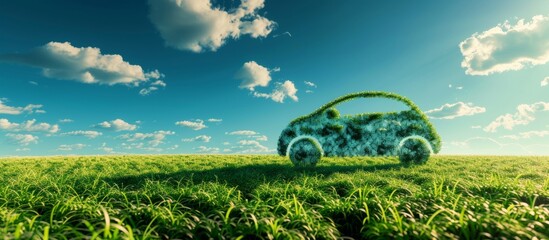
[0,155,548,239]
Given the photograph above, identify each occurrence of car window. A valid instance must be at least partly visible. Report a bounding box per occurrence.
[332,97,411,116]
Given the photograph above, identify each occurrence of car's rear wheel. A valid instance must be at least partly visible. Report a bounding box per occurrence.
[398,137,431,164]
[288,136,323,167]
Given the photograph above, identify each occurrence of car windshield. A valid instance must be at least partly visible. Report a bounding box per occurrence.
[331,97,411,116]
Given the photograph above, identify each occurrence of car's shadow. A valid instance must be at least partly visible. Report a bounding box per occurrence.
[102,162,403,194]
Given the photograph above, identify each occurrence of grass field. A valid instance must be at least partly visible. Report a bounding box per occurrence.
[0,155,548,239]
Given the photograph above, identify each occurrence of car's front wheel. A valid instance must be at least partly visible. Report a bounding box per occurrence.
[287,136,323,167]
[398,137,431,164]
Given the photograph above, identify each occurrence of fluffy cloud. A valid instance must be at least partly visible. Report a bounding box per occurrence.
[425,102,486,119]
[207,118,222,122]
[195,146,220,153]
[237,61,272,90]
[61,130,102,139]
[148,0,275,52]
[97,119,137,131]
[236,140,272,153]
[59,119,73,123]
[57,143,86,151]
[227,130,258,136]
[1,42,165,87]
[176,119,206,130]
[182,135,211,142]
[253,80,298,103]
[542,77,549,87]
[236,61,298,103]
[120,130,175,147]
[501,130,549,140]
[226,130,267,141]
[460,15,549,75]
[0,119,59,133]
[6,133,39,146]
[0,100,44,115]
[484,102,549,132]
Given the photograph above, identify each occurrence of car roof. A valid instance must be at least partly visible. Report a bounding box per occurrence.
[292,91,423,123]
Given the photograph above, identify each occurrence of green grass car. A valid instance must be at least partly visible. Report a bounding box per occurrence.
[277,91,442,167]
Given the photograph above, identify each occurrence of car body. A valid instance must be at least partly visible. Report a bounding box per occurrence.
[277,91,441,161]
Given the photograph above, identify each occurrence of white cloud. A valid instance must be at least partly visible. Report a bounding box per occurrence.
[145,70,165,80]
[227,130,258,135]
[139,86,159,96]
[61,130,102,139]
[253,80,299,103]
[0,119,59,133]
[207,118,222,122]
[16,148,31,152]
[57,143,86,151]
[237,61,272,90]
[471,125,482,129]
[182,135,211,142]
[304,81,317,88]
[120,130,175,147]
[29,81,38,85]
[236,140,272,153]
[139,80,167,96]
[97,119,137,131]
[148,0,275,52]
[0,100,44,115]
[542,77,549,87]
[254,135,268,141]
[501,130,549,140]
[460,15,549,75]
[6,133,39,146]
[236,61,299,103]
[195,146,220,153]
[176,119,206,130]
[59,119,73,123]
[484,102,549,132]
[425,102,486,119]
[98,142,114,153]
[1,42,163,86]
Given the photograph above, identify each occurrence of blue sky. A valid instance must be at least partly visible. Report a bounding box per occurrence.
[1,0,549,156]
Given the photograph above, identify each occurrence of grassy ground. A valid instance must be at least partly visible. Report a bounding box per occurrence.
[0,155,548,239]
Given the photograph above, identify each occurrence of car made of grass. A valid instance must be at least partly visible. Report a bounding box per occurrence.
[277,91,442,167]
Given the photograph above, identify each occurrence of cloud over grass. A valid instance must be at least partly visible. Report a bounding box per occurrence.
[425,102,486,119]
[484,102,549,132]
[57,143,86,151]
[182,135,211,142]
[460,15,549,75]
[148,0,275,52]
[120,131,175,147]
